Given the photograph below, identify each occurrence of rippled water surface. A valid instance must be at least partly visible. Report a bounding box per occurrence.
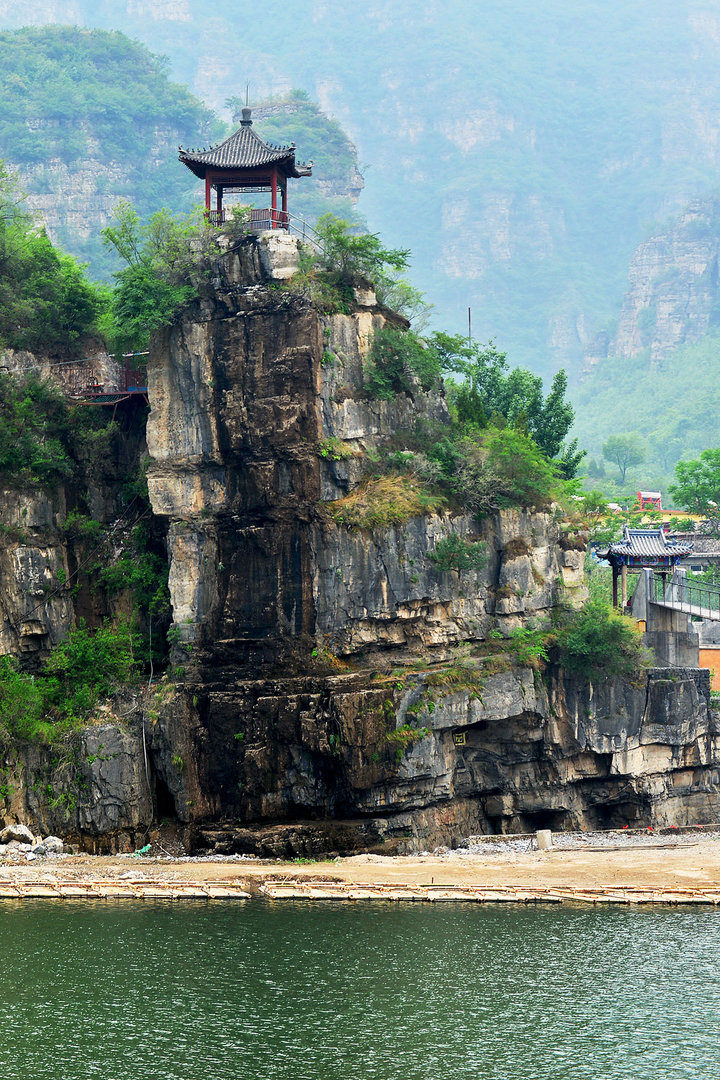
[0,899,718,1079]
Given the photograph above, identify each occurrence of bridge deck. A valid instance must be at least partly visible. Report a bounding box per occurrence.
[651,598,720,621]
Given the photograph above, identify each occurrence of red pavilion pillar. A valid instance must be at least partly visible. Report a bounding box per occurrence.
[271,167,278,228]
[205,175,212,214]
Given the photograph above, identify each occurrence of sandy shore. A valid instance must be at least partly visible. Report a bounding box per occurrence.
[2,830,720,901]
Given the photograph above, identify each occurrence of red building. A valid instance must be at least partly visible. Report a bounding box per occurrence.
[178,107,312,230]
[636,490,662,511]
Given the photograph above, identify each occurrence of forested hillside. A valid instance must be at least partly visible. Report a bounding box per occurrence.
[0,26,216,276]
[3,0,720,377]
[0,27,363,278]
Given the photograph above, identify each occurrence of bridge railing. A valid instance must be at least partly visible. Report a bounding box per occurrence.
[649,571,720,618]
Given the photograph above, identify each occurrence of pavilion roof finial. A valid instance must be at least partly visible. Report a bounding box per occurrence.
[240,107,252,127]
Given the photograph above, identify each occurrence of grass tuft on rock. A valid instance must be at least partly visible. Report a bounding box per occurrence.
[327,474,445,529]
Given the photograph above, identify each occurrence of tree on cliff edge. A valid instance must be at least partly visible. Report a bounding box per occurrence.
[669,448,720,516]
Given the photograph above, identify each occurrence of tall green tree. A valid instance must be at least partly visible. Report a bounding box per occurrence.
[602,434,645,484]
[430,333,581,475]
[669,448,720,514]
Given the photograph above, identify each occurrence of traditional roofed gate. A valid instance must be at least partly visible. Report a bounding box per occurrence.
[595,526,693,607]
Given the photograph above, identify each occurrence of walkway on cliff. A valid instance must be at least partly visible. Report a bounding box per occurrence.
[648,572,720,621]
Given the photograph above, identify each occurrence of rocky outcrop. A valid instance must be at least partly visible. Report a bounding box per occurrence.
[181,661,720,855]
[137,232,718,851]
[1,231,719,853]
[611,196,720,362]
[145,234,585,666]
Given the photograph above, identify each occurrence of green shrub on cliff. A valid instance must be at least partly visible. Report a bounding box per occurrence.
[288,214,410,314]
[554,599,650,682]
[427,534,487,573]
[0,372,73,486]
[0,657,44,743]
[364,326,442,399]
[101,202,214,352]
[0,620,142,744]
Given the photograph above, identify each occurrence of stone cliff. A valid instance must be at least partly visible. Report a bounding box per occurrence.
[594,196,720,365]
[2,232,720,852]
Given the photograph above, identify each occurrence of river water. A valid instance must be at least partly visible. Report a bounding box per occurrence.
[0,899,717,1079]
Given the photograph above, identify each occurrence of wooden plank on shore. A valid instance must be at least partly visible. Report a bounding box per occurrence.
[0,879,250,901]
[258,880,720,904]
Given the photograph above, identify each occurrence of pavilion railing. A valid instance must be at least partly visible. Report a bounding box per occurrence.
[649,571,720,618]
[206,208,321,247]
[207,207,290,230]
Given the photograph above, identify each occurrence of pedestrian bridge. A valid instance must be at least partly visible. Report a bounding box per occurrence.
[648,571,720,622]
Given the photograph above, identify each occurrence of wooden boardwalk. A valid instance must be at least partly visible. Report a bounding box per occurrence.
[261,880,720,905]
[0,878,250,901]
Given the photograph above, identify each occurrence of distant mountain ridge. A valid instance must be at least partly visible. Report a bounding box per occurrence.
[2,2,720,383]
[0,28,362,279]
[4,0,720,378]
[572,194,720,494]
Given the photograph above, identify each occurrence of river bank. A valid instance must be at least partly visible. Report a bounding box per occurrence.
[1,828,720,902]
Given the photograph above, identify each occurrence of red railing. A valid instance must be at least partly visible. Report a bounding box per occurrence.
[206,207,289,230]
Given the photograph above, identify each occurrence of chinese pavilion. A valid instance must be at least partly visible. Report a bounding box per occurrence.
[594,526,693,607]
[178,107,312,230]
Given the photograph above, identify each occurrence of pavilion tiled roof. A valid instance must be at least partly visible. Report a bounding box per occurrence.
[179,108,312,178]
[596,527,693,559]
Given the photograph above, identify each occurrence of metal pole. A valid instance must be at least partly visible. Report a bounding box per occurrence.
[468,306,472,345]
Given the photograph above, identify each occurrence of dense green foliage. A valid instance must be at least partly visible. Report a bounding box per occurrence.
[101,202,218,350]
[0,372,72,486]
[669,449,720,515]
[0,371,133,489]
[0,167,100,351]
[362,322,581,502]
[449,427,560,514]
[432,335,581,476]
[554,600,650,682]
[0,620,140,744]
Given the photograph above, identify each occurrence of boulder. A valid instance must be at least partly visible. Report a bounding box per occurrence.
[0,823,34,845]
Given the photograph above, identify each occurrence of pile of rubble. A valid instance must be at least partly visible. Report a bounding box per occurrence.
[0,824,64,861]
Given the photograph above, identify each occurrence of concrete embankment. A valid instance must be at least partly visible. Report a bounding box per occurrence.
[2,828,720,904]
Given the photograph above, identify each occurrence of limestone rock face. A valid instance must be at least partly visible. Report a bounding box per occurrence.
[146,235,585,666]
[0,489,73,661]
[2,232,719,852]
[613,196,720,361]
